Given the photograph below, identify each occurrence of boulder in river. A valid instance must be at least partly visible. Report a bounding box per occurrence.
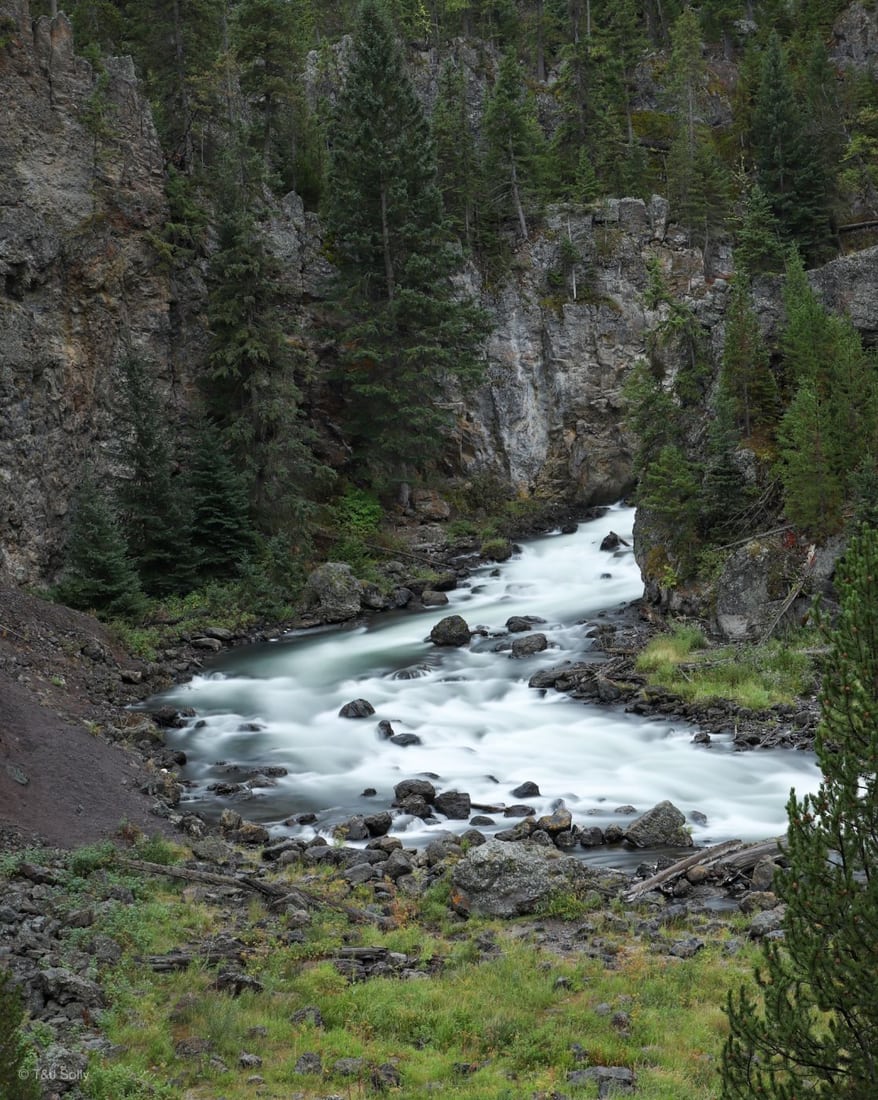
[434,790,471,819]
[389,733,422,746]
[429,615,471,647]
[421,590,449,607]
[339,699,375,719]
[393,778,436,803]
[600,531,630,551]
[511,633,548,657]
[624,800,693,849]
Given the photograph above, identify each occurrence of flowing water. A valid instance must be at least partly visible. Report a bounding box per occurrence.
[157,505,820,863]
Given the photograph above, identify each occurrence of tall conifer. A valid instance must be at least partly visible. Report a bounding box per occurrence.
[56,474,146,620]
[115,356,189,596]
[750,32,832,261]
[325,0,486,477]
[722,524,878,1098]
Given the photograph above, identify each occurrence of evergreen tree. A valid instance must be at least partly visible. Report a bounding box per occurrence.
[185,420,255,581]
[205,144,318,526]
[821,314,878,490]
[638,443,702,570]
[119,0,225,170]
[115,356,190,596]
[623,358,682,477]
[734,184,786,275]
[778,384,843,537]
[55,474,147,620]
[325,0,486,477]
[232,0,323,198]
[722,524,878,1098]
[750,32,833,261]
[234,0,299,160]
[719,275,778,438]
[780,248,836,393]
[433,58,480,248]
[483,50,547,238]
[699,395,757,541]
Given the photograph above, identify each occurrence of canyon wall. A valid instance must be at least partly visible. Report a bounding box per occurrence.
[3,0,878,597]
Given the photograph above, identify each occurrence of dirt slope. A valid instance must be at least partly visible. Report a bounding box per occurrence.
[0,587,172,850]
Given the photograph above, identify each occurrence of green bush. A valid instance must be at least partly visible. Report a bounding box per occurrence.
[68,842,115,878]
[84,1063,177,1100]
[334,487,382,538]
[480,537,513,562]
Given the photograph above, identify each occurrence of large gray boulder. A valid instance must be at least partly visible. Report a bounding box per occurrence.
[451,839,588,917]
[624,800,693,849]
[301,562,363,623]
[429,615,471,647]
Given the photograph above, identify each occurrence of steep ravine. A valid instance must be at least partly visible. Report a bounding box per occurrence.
[4,0,878,607]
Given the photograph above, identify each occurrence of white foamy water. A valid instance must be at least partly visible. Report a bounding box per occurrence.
[157,505,819,860]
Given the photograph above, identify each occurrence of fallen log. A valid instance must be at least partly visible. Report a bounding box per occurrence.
[117,857,394,927]
[118,857,287,899]
[622,839,743,901]
[714,837,786,874]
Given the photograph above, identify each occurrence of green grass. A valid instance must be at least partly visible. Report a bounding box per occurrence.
[636,625,818,709]
[56,850,763,1100]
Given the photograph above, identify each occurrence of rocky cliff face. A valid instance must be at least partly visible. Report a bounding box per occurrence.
[0,0,171,583]
[462,197,727,506]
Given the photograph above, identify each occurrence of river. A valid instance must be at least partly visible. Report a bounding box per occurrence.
[157,505,820,862]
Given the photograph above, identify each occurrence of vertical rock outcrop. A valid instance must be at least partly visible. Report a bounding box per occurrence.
[463,198,727,507]
[0,0,171,583]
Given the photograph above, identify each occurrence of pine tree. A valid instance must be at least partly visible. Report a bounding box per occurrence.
[638,443,703,570]
[778,384,843,537]
[734,184,786,276]
[55,474,147,620]
[780,248,836,392]
[205,144,318,525]
[722,524,878,1098]
[622,358,682,478]
[483,50,547,239]
[119,0,225,170]
[231,0,323,197]
[719,275,778,438]
[115,356,190,596]
[750,32,833,261]
[433,58,480,248]
[185,420,255,581]
[325,0,486,477]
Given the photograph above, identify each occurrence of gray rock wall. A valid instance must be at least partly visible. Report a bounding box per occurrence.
[0,0,172,582]
[461,198,728,506]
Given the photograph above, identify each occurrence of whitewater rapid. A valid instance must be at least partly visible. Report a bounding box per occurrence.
[158,505,820,858]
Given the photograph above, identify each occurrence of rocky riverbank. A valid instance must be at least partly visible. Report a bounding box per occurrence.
[0,512,810,1098]
[1,810,787,1099]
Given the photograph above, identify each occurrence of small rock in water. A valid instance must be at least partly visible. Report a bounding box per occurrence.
[377,720,395,739]
[511,633,548,657]
[339,698,375,718]
[390,733,422,747]
[511,781,540,798]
